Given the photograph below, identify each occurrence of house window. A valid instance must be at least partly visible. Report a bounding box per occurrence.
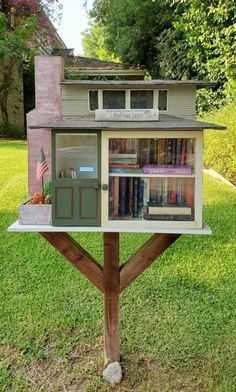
[158,90,168,111]
[131,90,153,109]
[103,90,126,109]
[89,91,98,111]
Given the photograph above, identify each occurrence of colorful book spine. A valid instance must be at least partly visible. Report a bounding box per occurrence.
[128,177,134,216]
[166,139,172,164]
[176,139,182,165]
[109,168,143,173]
[180,138,187,165]
[119,177,127,217]
[143,165,192,175]
[113,177,119,216]
[133,178,139,218]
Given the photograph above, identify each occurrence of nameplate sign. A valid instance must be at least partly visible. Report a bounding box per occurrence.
[95,109,159,121]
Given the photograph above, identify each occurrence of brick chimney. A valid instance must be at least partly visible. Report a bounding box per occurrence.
[27,56,64,196]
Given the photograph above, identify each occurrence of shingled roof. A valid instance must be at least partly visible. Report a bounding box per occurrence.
[52,49,141,71]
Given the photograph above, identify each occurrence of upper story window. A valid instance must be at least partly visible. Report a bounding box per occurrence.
[88,89,168,111]
[131,90,153,109]
[89,91,98,111]
[103,90,126,109]
[158,90,168,111]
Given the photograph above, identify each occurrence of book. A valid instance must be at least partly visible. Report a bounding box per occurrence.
[109,158,137,165]
[143,212,194,221]
[166,139,172,164]
[109,153,137,159]
[133,178,139,218]
[113,177,119,216]
[176,139,182,165]
[147,202,192,215]
[143,165,192,175]
[158,139,165,165]
[169,178,177,204]
[109,168,143,173]
[180,138,187,165]
[109,164,140,169]
[142,178,150,206]
[119,177,127,217]
[128,177,134,216]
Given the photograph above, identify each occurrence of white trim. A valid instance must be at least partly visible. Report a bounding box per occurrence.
[101,130,203,230]
[88,88,169,112]
[8,220,212,235]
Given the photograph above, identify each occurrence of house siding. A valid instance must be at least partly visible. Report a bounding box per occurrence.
[62,85,197,119]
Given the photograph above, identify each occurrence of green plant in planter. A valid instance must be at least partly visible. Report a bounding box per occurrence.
[43,181,52,204]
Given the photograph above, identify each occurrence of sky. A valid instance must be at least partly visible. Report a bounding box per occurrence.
[55,0,94,55]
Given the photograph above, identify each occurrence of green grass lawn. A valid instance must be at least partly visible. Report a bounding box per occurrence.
[0,140,236,392]
[200,103,236,185]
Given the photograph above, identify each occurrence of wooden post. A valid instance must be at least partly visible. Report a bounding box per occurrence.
[103,232,120,366]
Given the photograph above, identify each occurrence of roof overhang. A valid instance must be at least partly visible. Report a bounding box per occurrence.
[60,80,215,89]
[29,114,226,131]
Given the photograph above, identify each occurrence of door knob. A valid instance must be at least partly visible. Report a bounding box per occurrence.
[102,184,109,191]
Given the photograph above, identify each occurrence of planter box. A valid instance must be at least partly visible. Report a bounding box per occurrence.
[19,200,52,225]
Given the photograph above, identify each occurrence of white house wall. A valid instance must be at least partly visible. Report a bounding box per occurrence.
[61,85,196,119]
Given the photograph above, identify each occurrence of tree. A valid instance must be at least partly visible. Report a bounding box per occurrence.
[85,0,236,110]
[0,0,62,136]
[82,24,118,62]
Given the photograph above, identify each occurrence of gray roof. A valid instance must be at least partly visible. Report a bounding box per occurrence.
[29,114,225,131]
[61,79,215,89]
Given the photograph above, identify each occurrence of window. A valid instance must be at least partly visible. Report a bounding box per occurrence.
[158,90,168,111]
[89,91,98,111]
[131,90,153,109]
[103,90,125,109]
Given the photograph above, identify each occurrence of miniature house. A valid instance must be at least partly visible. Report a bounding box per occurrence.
[21,56,225,231]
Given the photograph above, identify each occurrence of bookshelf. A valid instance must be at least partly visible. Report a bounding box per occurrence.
[101,130,203,229]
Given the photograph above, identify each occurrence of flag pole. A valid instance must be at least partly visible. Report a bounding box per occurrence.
[42,175,44,193]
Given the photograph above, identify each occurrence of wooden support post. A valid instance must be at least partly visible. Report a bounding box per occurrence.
[103,232,120,366]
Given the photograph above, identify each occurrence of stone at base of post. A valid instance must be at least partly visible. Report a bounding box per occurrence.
[102,362,122,385]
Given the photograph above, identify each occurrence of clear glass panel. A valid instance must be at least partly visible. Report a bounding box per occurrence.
[131,90,153,109]
[89,91,98,111]
[103,90,125,109]
[158,90,168,111]
[109,176,195,221]
[109,138,195,170]
[108,137,195,221]
[56,133,98,179]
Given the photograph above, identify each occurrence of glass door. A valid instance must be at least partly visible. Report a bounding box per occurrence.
[52,131,101,226]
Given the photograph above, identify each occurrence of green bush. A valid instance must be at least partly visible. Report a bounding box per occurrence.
[199,103,236,185]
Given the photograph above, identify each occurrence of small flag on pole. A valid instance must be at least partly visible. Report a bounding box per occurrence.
[36,147,48,182]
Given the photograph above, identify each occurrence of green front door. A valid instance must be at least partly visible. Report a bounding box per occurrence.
[52,131,101,226]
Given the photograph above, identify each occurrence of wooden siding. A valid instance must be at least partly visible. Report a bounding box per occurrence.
[62,87,89,115]
[62,85,196,119]
[168,86,196,120]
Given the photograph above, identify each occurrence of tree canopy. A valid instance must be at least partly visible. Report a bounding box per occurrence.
[84,0,236,110]
[0,0,62,135]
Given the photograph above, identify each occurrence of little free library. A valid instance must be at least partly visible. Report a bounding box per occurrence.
[9,56,225,382]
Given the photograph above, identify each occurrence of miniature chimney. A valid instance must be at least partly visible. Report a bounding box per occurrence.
[27,56,64,196]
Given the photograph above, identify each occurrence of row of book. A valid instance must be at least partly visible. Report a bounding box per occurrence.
[109,176,194,220]
[109,138,195,167]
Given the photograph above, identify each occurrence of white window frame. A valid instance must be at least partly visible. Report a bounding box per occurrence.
[88,88,169,112]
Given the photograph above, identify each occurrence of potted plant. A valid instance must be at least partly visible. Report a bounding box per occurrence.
[19,181,52,225]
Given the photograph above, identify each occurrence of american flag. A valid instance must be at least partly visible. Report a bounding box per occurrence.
[36,147,48,181]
